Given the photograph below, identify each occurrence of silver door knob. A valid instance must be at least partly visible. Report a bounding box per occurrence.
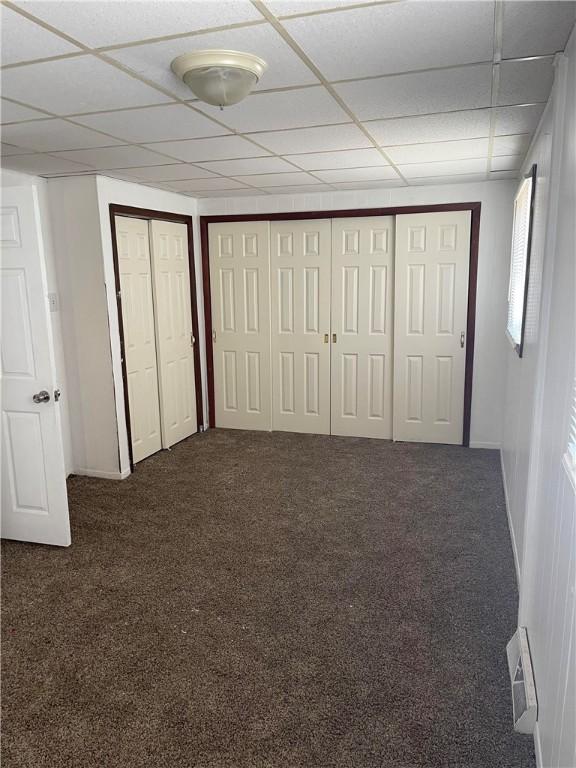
[32,390,51,404]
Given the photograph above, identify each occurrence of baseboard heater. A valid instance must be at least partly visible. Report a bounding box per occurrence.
[506,626,537,733]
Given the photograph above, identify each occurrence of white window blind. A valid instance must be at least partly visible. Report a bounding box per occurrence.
[507,171,535,352]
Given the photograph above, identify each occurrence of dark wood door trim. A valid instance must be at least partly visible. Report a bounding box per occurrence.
[109,204,204,472]
[200,202,481,446]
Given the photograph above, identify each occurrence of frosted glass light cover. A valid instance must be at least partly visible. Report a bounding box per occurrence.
[183,67,257,107]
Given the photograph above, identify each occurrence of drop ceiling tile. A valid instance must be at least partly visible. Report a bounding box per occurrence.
[491,155,523,171]
[409,173,487,186]
[1,57,172,115]
[0,5,82,65]
[494,104,545,136]
[492,134,531,157]
[1,99,48,124]
[196,156,296,176]
[398,158,487,178]
[13,0,261,48]
[232,172,318,187]
[268,0,371,16]
[114,164,217,181]
[1,119,124,152]
[314,166,400,183]
[52,145,173,169]
[144,135,270,163]
[1,142,30,156]
[287,148,387,171]
[73,104,227,143]
[192,189,268,198]
[502,1,576,59]
[250,124,370,154]
[366,109,491,146]
[385,138,488,165]
[196,87,349,132]
[330,179,406,190]
[1,153,91,174]
[282,1,494,81]
[260,184,333,194]
[108,24,318,99]
[335,64,493,121]
[160,178,249,192]
[497,58,554,107]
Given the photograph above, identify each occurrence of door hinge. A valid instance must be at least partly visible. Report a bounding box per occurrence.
[191,333,196,347]
[212,330,216,343]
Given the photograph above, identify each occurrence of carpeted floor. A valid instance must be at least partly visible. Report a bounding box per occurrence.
[2,430,535,768]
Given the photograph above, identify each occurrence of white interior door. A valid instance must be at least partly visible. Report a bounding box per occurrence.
[331,217,394,438]
[150,219,197,448]
[116,215,162,463]
[1,186,71,546]
[270,220,331,434]
[393,211,471,444]
[209,221,271,430]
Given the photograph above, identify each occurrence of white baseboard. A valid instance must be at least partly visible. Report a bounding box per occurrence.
[73,467,131,481]
[500,449,521,587]
[533,721,543,767]
[469,441,502,449]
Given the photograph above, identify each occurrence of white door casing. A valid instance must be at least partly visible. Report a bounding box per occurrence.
[116,215,162,463]
[331,217,394,439]
[149,219,197,448]
[1,186,71,546]
[209,221,271,430]
[271,220,331,434]
[393,211,471,444]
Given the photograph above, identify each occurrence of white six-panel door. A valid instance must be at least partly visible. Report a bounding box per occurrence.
[270,220,331,434]
[1,186,71,546]
[149,220,197,448]
[116,216,162,463]
[393,211,471,444]
[331,217,394,438]
[209,221,271,430]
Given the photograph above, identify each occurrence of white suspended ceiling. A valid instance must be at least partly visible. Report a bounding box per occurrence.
[1,0,575,197]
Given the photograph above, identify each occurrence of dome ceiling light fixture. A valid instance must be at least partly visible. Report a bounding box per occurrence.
[171,50,268,108]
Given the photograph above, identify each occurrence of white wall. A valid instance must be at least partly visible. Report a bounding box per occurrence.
[199,180,516,448]
[501,36,576,768]
[1,168,73,475]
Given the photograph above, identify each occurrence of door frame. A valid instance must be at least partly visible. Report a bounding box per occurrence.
[200,202,481,446]
[109,204,204,470]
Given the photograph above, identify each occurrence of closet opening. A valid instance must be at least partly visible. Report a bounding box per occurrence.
[201,202,480,446]
[109,204,203,472]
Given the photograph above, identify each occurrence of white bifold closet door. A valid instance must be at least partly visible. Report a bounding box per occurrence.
[209,221,271,430]
[149,220,197,448]
[331,217,394,438]
[116,215,162,463]
[270,220,331,434]
[393,211,471,444]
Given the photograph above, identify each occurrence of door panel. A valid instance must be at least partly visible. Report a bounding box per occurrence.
[394,211,471,444]
[209,221,271,430]
[116,216,162,463]
[1,187,70,545]
[150,219,197,448]
[331,217,394,438]
[271,220,331,434]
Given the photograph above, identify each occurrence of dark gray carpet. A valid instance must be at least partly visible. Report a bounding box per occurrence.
[2,430,535,768]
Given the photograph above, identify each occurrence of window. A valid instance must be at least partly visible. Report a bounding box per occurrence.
[507,164,537,357]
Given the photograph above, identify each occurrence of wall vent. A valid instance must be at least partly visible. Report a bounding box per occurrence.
[506,626,538,734]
